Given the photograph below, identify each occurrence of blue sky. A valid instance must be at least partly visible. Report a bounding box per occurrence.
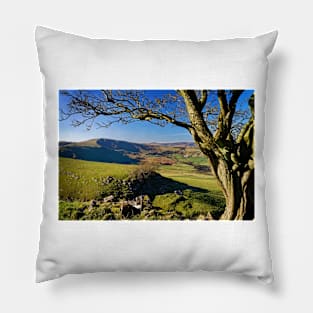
[59,119,191,143]
[59,90,253,143]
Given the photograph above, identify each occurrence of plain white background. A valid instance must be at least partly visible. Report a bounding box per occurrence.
[0,0,312,312]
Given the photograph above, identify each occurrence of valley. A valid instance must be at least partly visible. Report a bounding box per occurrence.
[59,138,225,220]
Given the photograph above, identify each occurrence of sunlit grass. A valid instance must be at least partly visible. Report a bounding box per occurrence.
[59,157,226,219]
[59,157,136,201]
[159,163,223,196]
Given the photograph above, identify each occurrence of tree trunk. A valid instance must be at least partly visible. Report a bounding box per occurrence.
[180,90,254,220]
[190,136,254,220]
[217,165,254,220]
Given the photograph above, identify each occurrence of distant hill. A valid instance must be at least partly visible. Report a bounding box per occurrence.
[59,141,73,147]
[59,138,143,164]
[59,138,198,164]
[149,142,195,147]
[94,138,151,153]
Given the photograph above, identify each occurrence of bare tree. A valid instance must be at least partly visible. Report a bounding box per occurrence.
[60,89,254,220]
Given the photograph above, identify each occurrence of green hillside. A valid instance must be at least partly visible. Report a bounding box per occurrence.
[59,138,203,165]
[59,145,137,164]
[59,157,136,200]
[59,157,225,220]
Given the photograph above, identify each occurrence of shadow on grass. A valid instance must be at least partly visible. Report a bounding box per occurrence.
[59,146,138,164]
[134,172,221,201]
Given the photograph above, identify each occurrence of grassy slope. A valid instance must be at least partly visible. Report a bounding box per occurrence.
[59,157,225,220]
[60,157,135,178]
[159,163,222,193]
[59,146,137,164]
[59,157,136,201]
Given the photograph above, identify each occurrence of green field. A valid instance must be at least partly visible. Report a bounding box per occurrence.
[173,153,208,166]
[159,163,221,192]
[59,157,136,201]
[59,157,225,220]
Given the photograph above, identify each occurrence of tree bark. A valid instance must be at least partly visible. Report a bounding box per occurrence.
[218,167,254,220]
[198,154,254,220]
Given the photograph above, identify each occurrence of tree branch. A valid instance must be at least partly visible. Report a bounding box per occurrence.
[198,90,208,111]
[215,90,244,142]
[235,92,255,169]
[60,90,193,132]
[178,90,220,156]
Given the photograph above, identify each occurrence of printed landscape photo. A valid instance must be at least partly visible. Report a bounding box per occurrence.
[59,90,255,220]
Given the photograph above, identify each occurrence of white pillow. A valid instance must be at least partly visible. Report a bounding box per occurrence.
[35,26,277,283]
